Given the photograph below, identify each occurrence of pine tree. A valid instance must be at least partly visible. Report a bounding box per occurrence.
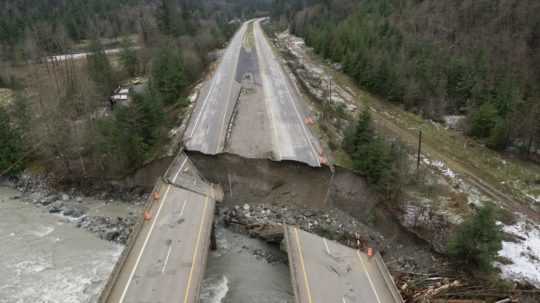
[151,46,186,105]
[448,205,503,272]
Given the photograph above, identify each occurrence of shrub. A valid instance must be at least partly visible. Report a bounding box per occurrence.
[487,118,510,150]
[448,204,503,272]
[469,102,498,138]
[97,90,165,167]
[0,107,24,174]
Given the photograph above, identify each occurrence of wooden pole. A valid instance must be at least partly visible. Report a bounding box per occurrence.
[417,130,422,171]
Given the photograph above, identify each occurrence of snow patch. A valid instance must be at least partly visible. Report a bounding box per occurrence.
[497,220,540,287]
[422,158,457,179]
[526,193,540,203]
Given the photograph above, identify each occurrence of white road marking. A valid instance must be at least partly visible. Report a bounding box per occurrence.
[356,250,382,303]
[323,239,331,255]
[161,244,173,273]
[342,297,347,303]
[117,157,189,303]
[172,157,189,183]
[254,20,320,166]
[179,200,187,217]
[187,23,247,153]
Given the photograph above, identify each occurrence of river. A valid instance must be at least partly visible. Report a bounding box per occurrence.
[200,225,294,303]
[0,185,123,303]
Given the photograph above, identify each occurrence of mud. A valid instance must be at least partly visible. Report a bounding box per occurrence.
[187,151,333,208]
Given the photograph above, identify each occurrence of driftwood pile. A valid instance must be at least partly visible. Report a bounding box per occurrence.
[394,271,539,303]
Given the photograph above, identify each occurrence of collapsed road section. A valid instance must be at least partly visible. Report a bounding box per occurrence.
[284,226,403,303]
[184,18,322,167]
[100,153,220,303]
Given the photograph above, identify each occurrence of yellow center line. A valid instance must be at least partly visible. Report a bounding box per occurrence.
[356,250,382,303]
[294,228,313,303]
[183,191,210,303]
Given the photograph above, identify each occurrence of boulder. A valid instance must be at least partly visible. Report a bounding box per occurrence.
[48,201,64,213]
[248,224,284,244]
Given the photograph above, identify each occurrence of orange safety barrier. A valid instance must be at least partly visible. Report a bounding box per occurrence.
[367,247,374,257]
[143,211,152,221]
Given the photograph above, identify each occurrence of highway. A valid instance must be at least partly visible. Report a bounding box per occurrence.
[184,19,321,167]
[184,22,246,155]
[253,19,321,167]
[104,153,216,303]
[284,226,403,303]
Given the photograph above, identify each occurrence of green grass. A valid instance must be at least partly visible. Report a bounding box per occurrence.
[0,88,14,107]
[328,58,540,205]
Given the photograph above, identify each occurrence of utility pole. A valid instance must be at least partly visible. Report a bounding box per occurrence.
[328,77,332,104]
[416,130,422,171]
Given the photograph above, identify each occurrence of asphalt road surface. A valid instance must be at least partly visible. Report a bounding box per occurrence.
[184,19,321,167]
[284,226,403,303]
[184,22,246,155]
[253,19,321,167]
[105,154,216,303]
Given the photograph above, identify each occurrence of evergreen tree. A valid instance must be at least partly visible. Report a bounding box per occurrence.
[119,38,138,77]
[151,45,186,105]
[448,205,503,272]
[87,39,115,95]
[469,102,498,138]
[0,107,24,174]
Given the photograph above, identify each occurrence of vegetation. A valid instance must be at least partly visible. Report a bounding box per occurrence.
[448,204,503,272]
[343,109,405,199]
[119,39,139,77]
[151,45,187,106]
[87,40,116,96]
[98,91,165,167]
[273,0,540,157]
[0,107,24,174]
[0,0,272,178]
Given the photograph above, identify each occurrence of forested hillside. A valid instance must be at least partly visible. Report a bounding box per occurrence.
[0,0,269,61]
[273,0,540,156]
[0,0,269,179]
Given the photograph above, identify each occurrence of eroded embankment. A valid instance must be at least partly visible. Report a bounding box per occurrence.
[186,151,377,216]
[186,151,439,275]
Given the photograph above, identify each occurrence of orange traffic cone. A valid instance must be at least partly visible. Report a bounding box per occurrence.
[144,211,152,221]
[367,247,374,258]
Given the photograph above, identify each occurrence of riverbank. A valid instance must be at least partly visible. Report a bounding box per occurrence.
[0,184,127,302]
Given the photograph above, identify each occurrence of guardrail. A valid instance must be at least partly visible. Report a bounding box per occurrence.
[374,252,404,303]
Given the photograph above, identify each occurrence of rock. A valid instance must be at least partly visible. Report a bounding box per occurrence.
[243,204,250,211]
[40,194,58,206]
[76,197,83,203]
[61,194,70,201]
[48,201,64,213]
[248,224,284,244]
[63,206,85,218]
[104,230,120,241]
